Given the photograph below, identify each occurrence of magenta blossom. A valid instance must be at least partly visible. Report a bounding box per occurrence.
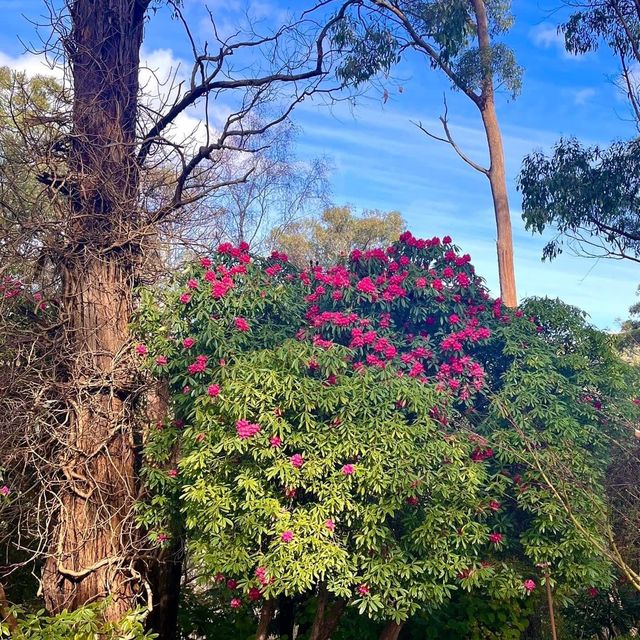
[207,384,220,397]
[341,464,355,475]
[270,435,282,448]
[523,579,536,593]
[135,343,148,356]
[234,317,250,332]
[325,519,335,532]
[183,337,195,348]
[281,530,294,543]
[236,419,261,439]
[0,486,9,497]
[230,598,242,609]
[290,453,304,468]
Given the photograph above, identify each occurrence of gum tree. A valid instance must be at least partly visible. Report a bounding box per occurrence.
[331,0,521,306]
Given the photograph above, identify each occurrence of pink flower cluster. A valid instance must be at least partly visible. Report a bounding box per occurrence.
[236,419,261,439]
[188,354,208,375]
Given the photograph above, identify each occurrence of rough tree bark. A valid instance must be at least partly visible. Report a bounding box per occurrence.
[472,0,517,308]
[308,586,346,640]
[379,620,404,640]
[42,0,149,621]
[255,600,276,640]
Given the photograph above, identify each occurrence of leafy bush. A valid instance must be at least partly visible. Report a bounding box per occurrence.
[0,603,155,639]
[135,233,639,635]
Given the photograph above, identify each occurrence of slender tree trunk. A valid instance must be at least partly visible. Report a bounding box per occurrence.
[379,620,404,640]
[481,102,517,308]
[472,0,517,308]
[256,599,276,640]
[146,537,184,640]
[145,382,183,640]
[42,0,150,621]
[309,588,329,640]
[318,599,346,640]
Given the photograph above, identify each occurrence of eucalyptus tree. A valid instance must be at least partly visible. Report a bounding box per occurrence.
[519,1,640,264]
[331,0,521,306]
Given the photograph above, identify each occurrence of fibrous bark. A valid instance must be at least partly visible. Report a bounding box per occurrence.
[42,0,149,621]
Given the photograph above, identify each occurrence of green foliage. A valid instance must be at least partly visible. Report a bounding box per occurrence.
[561,582,640,639]
[135,233,639,632]
[332,0,522,98]
[405,590,533,639]
[177,585,257,640]
[519,137,640,261]
[0,603,155,640]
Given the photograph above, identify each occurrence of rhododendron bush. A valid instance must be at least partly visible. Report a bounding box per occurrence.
[135,234,639,637]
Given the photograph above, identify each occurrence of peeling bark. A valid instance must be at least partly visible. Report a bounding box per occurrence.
[42,0,148,621]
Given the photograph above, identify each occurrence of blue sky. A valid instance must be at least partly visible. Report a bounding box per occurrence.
[1,0,638,328]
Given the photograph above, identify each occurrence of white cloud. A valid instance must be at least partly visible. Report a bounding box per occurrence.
[529,23,584,60]
[0,50,63,79]
[573,88,596,105]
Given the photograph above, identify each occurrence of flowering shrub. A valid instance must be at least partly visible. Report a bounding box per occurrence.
[135,234,639,633]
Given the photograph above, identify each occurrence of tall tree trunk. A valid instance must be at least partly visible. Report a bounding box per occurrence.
[472,0,517,308]
[256,600,276,640]
[379,620,404,640]
[482,101,517,308]
[145,383,183,640]
[42,0,150,621]
[308,586,346,640]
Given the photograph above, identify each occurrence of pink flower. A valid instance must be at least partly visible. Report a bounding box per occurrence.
[157,533,168,543]
[290,454,304,468]
[180,292,191,304]
[248,587,262,601]
[588,586,599,598]
[155,355,167,366]
[0,486,9,497]
[236,419,261,439]
[227,579,238,590]
[523,579,536,593]
[325,519,335,532]
[357,584,370,596]
[270,436,282,448]
[255,567,267,584]
[230,598,242,609]
[167,469,178,478]
[281,530,294,543]
[183,337,195,348]
[488,500,501,511]
[356,277,377,295]
[207,384,220,397]
[406,496,419,506]
[200,257,212,268]
[187,278,199,290]
[488,532,503,545]
[443,235,452,244]
[215,573,225,583]
[234,317,250,332]
[341,464,355,475]
[135,343,148,356]
[415,277,427,288]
